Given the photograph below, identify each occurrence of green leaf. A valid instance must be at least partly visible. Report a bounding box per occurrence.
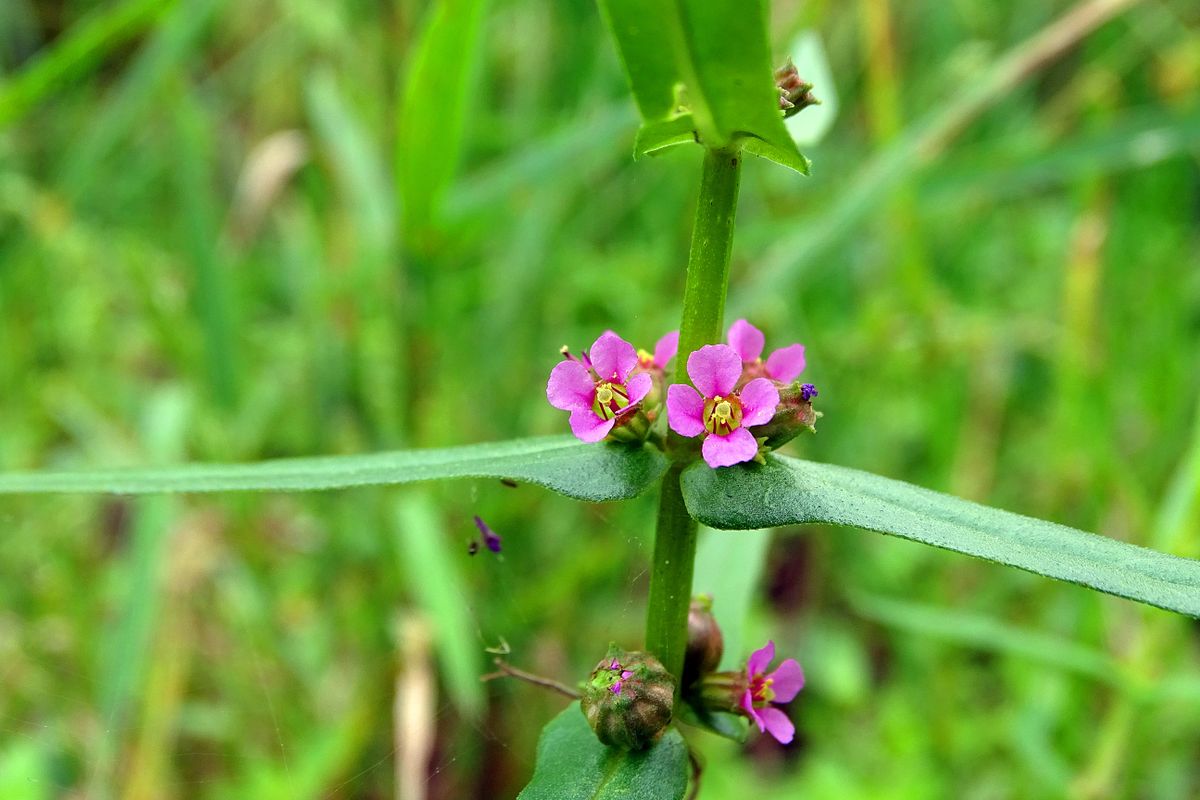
[676,701,749,743]
[634,114,697,158]
[680,455,1200,617]
[679,2,795,154]
[741,136,811,175]
[518,705,689,800]
[0,436,668,503]
[595,0,686,126]
[598,0,805,164]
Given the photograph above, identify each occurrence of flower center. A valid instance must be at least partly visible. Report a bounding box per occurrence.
[593,381,630,420]
[749,675,775,705]
[703,395,743,436]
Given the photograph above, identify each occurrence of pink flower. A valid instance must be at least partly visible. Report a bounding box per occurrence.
[666,344,780,468]
[727,319,806,383]
[547,332,653,443]
[739,640,804,744]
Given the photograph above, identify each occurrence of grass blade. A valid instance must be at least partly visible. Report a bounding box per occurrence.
[394,491,484,717]
[0,0,167,128]
[395,0,489,237]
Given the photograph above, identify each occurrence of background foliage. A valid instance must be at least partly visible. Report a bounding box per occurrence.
[1,0,1198,797]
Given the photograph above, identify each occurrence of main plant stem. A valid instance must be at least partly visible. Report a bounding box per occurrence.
[646,147,742,689]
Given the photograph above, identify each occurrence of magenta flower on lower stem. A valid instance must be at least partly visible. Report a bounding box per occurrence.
[666,344,779,468]
[739,640,804,744]
[728,319,806,383]
[547,331,653,442]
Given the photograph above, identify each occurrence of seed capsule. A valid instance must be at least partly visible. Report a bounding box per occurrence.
[580,646,675,750]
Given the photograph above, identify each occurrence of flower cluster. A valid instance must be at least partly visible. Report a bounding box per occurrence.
[682,599,805,745]
[546,320,817,468]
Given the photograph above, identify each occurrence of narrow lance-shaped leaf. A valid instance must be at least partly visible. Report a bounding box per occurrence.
[681,455,1200,618]
[518,705,689,800]
[0,436,668,503]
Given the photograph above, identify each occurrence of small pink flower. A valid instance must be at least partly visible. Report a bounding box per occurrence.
[547,332,653,443]
[638,331,679,371]
[739,640,804,744]
[728,319,806,383]
[666,344,779,468]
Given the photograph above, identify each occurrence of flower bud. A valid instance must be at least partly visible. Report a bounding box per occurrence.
[754,381,821,450]
[581,645,675,750]
[774,59,819,118]
[683,595,724,688]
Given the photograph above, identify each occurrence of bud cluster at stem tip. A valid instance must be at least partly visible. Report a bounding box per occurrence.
[775,59,819,117]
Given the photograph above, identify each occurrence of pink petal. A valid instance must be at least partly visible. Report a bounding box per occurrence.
[739,689,762,728]
[623,372,653,409]
[547,361,595,412]
[765,344,806,382]
[686,344,742,398]
[666,384,706,438]
[739,378,780,427]
[590,331,638,383]
[727,319,764,362]
[757,707,795,745]
[767,659,805,703]
[653,331,679,369]
[701,426,758,468]
[568,410,614,443]
[746,640,775,677]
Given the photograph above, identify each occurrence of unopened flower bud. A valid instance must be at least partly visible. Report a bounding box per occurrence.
[754,381,822,451]
[774,59,819,117]
[581,645,675,750]
[683,595,724,688]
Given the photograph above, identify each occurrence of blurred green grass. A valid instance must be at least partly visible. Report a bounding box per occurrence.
[1,0,1198,797]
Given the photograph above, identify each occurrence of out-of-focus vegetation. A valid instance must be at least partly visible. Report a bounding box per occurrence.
[1,0,1198,797]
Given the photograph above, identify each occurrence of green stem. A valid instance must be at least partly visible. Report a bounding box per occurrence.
[646,146,742,690]
[646,464,698,689]
[675,147,742,382]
